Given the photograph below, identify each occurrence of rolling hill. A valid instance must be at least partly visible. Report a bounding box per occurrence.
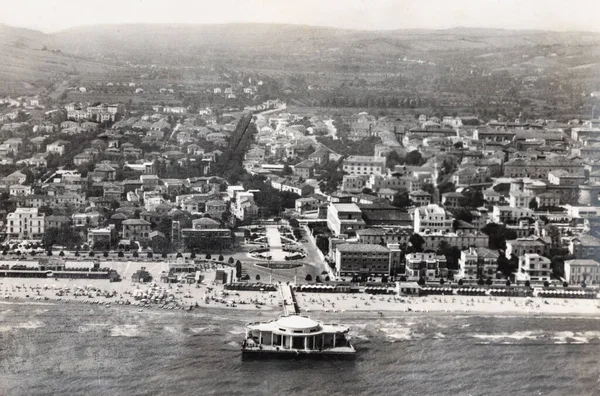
[1,23,600,92]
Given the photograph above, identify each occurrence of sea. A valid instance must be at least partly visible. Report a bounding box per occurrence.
[0,302,599,396]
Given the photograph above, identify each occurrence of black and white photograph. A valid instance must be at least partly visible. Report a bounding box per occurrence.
[0,1,599,395]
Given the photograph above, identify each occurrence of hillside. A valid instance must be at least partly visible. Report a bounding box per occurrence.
[1,23,600,93]
[49,24,600,58]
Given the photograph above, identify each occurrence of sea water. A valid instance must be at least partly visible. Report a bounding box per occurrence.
[0,303,599,396]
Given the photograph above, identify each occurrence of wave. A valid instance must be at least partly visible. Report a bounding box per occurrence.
[472,330,600,344]
[78,323,110,333]
[15,320,44,329]
[471,331,541,341]
[110,325,141,337]
[378,326,412,341]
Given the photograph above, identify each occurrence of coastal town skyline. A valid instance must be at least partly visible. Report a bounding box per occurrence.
[2,0,600,33]
[1,2,600,394]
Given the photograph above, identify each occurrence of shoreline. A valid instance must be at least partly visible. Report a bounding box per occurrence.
[2,294,600,321]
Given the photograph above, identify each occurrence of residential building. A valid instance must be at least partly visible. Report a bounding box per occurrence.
[509,191,533,209]
[405,252,448,279]
[342,156,386,176]
[517,253,551,282]
[9,185,32,196]
[327,203,365,236]
[6,208,45,239]
[122,219,152,241]
[205,200,228,219]
[409,190,432,207]
[564,259,600,285]
[569,235,600,260]
[491,206,534,224]
[535,192,560,208]
[46,140,69,156]
[413,204,453,234]
[505,238,548,259]
[293,160,315,179]
[334,243,391,276]
[458,247,499,279]
[441,192,464,209]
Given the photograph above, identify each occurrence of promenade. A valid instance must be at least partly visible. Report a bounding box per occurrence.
[265,225,287,261]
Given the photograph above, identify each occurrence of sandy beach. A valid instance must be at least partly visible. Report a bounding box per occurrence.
[295,292,600,316]
[1,259,600,317]
[0,259,280,312]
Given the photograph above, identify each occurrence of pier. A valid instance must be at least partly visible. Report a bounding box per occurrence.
[279,282,299,315]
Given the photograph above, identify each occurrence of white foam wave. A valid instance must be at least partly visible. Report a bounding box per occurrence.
[78,323,110,333]
[471,331,540,341]
[15,320,44,329]
[110,325,141,337]
[378,326,412,341]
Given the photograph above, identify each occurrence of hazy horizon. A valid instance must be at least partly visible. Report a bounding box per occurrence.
[1,0,599,34]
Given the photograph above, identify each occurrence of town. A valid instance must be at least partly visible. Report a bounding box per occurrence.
[3,2,600,393]
[1,80,600,308]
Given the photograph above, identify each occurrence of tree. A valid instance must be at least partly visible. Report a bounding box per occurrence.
[496,255,512,278]
[439,278,445,285]
[562,282,568,288]
[505,279,511,287]
[325,276,330,281]
[459,189,484,209]
[218,254,224,261]
[477,278,485,286]
[486,277,493,286]
[551,257,565,279]
[235,260,242,279]
[418,277,426,286]
[59,251,64,257]
[206,254,211,260]
[255,274,261,281]
[405,150,423,166]
[228,257,234,264]
[392,189,412,209]
[529,198,538,211]
[438,181,456,195]
[386,150,404,169]
[458,279,464,286]
[543,281,550,287]
[482,223,517,251]
[150,236,171,255]
[132,251,139,258]
[525,280,531,288]
[409,233,425,252]
[305,274,312,281]
[421,183,435,196]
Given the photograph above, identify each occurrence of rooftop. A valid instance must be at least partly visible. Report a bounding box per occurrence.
[336,243,390,253]
[332,203,362,213]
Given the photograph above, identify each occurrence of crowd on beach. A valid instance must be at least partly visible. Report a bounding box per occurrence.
[295,292,600,316]
[2,274,600,317]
